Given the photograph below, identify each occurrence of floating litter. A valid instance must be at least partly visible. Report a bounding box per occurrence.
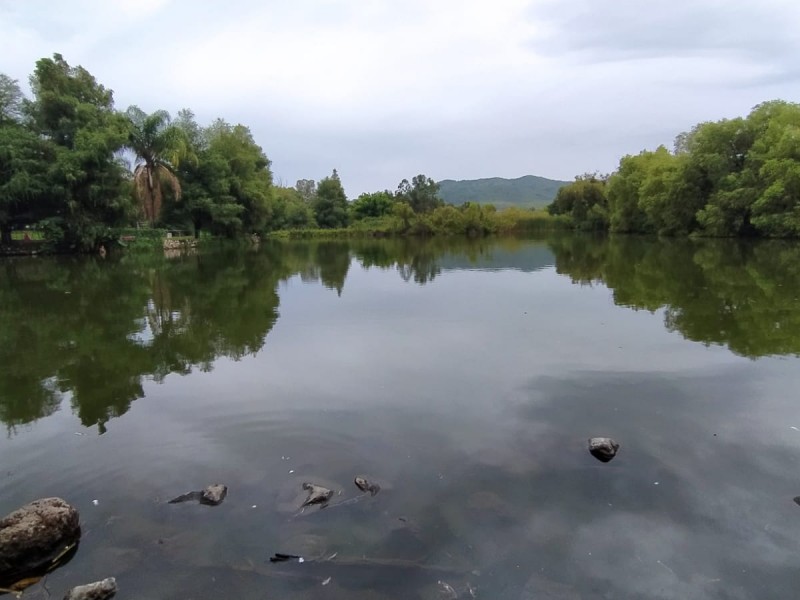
[92,499,99,505]
[322,577,331,586]
[437,580,457,599]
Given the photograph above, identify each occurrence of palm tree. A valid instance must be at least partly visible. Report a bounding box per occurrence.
[125,106,188,225]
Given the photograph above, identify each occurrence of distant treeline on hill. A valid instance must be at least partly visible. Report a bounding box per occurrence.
[438,175,570,209]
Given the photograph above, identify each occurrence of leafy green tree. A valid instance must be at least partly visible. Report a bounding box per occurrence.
[396,174,442,214]
[746,101,800,237]
[392,201,415,232]
[637,150,705,235]
[204,120,274,235]
[272,186,316,229]
[26,54,132,250]
[174,108,205,151]
[461,202,494,236]
[687,118,758,236]
[351,190,394,220]
[0,118,58,242]
[167,118,273,237]
[607,149,668,233]
[1,71,60,242]
[295,179,317,202]
[0,74,24,124]
[429,204,464,234]
[312,169,349,228]
[548,173,608,230]
[165,109,210,234]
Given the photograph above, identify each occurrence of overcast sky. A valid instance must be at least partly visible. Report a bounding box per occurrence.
[2,0,799,196]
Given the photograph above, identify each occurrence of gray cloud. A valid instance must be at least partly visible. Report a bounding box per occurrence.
[528,1,800,64]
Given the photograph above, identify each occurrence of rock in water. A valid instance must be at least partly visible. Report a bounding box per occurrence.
[63,577,117,600]
[168,484,227,506]
[588,437,620,463]
[300,483,333,508]
[354,476,381,496]
[0,497,81,585]
[200,484,227,506]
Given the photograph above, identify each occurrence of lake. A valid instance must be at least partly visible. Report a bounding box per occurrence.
[1,234,799,599]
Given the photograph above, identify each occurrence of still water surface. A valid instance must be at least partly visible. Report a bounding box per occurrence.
[1,235,799,599]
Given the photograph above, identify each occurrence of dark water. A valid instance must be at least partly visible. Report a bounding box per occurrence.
[1,235,799,599]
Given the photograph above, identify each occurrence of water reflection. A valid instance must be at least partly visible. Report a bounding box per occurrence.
[549,235,800,357]
[0,249,283,432]
[1,235,798,432]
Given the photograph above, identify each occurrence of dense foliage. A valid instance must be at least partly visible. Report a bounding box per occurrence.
[550,100,800,237]
[0,55,283,250]
[1,54,132,250]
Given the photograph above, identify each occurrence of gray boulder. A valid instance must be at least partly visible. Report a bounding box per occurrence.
[300,483,333,508]
[200,484,227,506]
[0,497,81,584]
[354,476,381,497]
[63,577,117,600]
[588,437,620,462]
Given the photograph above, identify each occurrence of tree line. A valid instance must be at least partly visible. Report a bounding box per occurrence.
[7,55,795,250]
[548,100,800,238]
[4,54,536,251]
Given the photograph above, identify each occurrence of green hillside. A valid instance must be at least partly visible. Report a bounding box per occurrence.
[437,175,570,209]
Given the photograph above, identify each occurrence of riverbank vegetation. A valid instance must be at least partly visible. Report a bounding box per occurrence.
[548,100,800,238]
[0,54,568,253]
[2,54,800,254]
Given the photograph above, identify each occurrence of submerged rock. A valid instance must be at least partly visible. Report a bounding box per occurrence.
[168,484,228,506]
[275,476,340,514]
[200,484,228,505]
[0,497,81,585]
[301,483,334,508]
[588,437,620,463]
[63,577,117,600]
[354,476,381,496]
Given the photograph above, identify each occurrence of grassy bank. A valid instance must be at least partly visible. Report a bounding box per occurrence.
[267,207,571,240]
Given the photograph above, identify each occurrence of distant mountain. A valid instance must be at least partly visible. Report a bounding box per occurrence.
[437,175,571,209]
